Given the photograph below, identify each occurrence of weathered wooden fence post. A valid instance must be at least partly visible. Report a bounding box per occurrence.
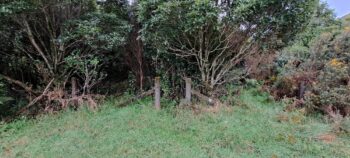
[71,77,78,106]
[71,77,77,97]
[185,77,192,103]
[154,77,161,110]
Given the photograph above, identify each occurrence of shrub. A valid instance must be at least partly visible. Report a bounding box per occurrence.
[244,53,277,81]
[275,23,350,116]
[272,2,339,102]
[271,77,297,99]
[304,30,350,116]
[305,58,350,116]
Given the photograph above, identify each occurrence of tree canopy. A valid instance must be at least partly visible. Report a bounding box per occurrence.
[138,0,317,90]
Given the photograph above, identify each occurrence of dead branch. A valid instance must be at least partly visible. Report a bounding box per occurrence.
[1,74,39,95]
[17,78,55,114]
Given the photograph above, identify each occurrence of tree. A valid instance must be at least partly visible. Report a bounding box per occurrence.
[138,0,317,92]
[0,0,97,86]
[292,1,340,48]
[0,0,130,111]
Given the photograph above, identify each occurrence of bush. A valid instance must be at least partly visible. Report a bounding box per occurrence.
[306,58,350,116]
[244,53,277,81]
[296,30,350,116]
[304,30,350,116]
[271,77,299,99]
[275,24,350,116]
[272,2,339,102]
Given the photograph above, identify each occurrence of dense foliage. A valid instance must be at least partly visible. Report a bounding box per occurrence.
[138,0,316,92]
[304,29,350,116]
[0,0,349,119]
[274,4,350,116]
[0,0,131,115]
[1,2,350,157]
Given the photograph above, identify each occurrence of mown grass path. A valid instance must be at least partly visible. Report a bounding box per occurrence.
[1,90,349,158]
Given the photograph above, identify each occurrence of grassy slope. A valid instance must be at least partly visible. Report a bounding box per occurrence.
[0,90,349,158]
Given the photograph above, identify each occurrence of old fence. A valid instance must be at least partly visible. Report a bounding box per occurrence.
[116,77,218,109]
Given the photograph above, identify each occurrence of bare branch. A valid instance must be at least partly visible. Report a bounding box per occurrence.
[23,19,54,74]
[1,74,39,95]
[17,78,55,114]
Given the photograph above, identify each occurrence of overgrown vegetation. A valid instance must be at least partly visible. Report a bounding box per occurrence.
[0,0,131,115]
[0,0,349,156]
[0,0,324,117]
[274,5,350,117]
[138,0,316,93]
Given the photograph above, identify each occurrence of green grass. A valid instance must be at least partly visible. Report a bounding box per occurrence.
[1,90,349,158]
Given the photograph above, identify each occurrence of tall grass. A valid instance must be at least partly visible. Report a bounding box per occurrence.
[0,90,349,158]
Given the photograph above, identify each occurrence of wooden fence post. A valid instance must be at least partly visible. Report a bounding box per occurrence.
[154,77,161,110]
[185,77,192,103]
[71,77,78,106]
[71,77,77,97]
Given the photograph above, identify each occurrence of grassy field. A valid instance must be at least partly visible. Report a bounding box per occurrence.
[1,90,349,158]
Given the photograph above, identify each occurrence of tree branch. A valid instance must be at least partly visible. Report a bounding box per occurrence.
[23,18,54,74]
[17,78,55,114]
[0,74,39,95]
